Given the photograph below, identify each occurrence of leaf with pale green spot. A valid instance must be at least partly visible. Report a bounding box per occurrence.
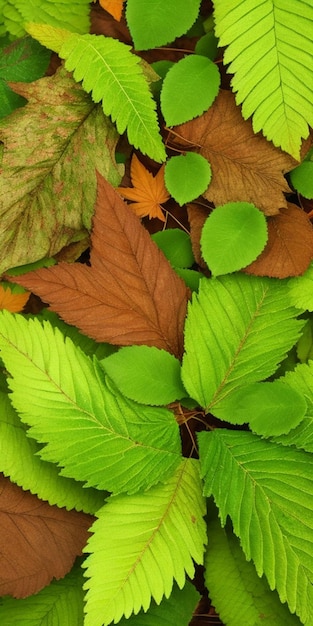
[0,311,182,494]
[165,153,212,206]
[0,0,90,39]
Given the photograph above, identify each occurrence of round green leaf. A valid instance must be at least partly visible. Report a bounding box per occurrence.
[165,152,212,206]
[290,161,313,199]
[151,229,195,268]
[200,202,268,276]
[160,54,220,126]
[195,32,218,60]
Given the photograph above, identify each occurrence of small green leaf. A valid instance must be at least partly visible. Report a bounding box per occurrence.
[151,229,195,268]
[290,161,313,200]
[288,262,313,311]
[161,54,220,126]
[165,153,212,206]
[200,202,268,276]
[195,32,219,60]
[174,267,201,291]
[212,381,307,437]
[101,345,186,405]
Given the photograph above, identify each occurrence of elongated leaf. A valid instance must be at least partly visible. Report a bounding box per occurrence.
[83,458,206,626]
[0,311,182,494]
[199,430,313,625]
[213,0,313,158]
[0,0,90,38]
[182,274,303,409]
[0,391,106,514]
[27,24,166,162]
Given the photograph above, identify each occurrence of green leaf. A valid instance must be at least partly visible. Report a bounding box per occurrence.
[212,381,307,437]
[126,0,202,50]
[0,565,85,624]
[213,0,313,158]
[164,152,212,205]
[174,267,201,291]
[0,391,106,514]
[0,79,26,118]
[160,55,220,126]
[83,458,206,626]
[182,274,304,409]
[200,202,268,276]
[151,229,195,268]
[27,24,166,162]
[101,346,187,405]
[0,311,182,494]
[199,429,313,625]
[195,32,219,60]
[205,505,303,626]
[1,0,90,38]
[288,262,313,311]
[290,161,313,200]
[296,318,313,363]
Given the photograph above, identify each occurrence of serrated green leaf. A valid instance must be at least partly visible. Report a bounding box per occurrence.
[1,0,90,38]
[199,429,313,625]
[101,346,187,405]
[27,24,166,162]
[126,0,202,50]
[161,55,220,126]
[290,161,313,200]
[0,311,182,494]
[151,229,195,268]
[212,381,307,437]
[213,0,313,158]
[205,505,302,626]
[83,458,206,626]
[200,202,268,276]
[164,152,212,205]
[288,261,313,311]
[0,565,85,624]
[182,274,303,409]
[0,391,106,514]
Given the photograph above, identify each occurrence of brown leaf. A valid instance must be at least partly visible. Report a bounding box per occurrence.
[169,90,297,216]
[187,204,210,269]
[11,175,189,358]
[244,204,313,278]
[99,0,126,21]
[0,475,93,598]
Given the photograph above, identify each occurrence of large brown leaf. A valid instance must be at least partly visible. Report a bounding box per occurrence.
[0,475,93,598]
[12,175,189,358]
[169,90,296,216]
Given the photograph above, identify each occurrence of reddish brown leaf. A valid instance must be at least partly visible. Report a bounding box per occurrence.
[0,285,29,312]
[169,90,297,216]
[0,475,93,598]
[11,175,189,358]
[244,204,313,278]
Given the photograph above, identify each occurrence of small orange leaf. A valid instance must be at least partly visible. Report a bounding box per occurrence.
[116,154,170,222]
[99,0,126,21]
[0,285,29,312]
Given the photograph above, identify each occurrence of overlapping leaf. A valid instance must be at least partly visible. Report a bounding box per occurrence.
[0,311,182,494]
[199,430,313,625]
[12,174,189,359]
[213,0,313,158]
[0,0,90,38]
[83,458,206,626]
[0,283,29,312]
[99,0,126,21]
[0,66,122,274]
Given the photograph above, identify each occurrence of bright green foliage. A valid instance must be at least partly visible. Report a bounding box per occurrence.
[205,509,303,626]
[101,346,186,405]
[152,229,195,268]
[0,391,106,514]
[182,274,304,409]
[117,581,200,626]
[200,202,268,275]
[212,381,307,437]
[174,267,201,291]
[0,565,85,624]
[27,24,166,163]
[195,32,219,60]
[212,0,313,158]
[288,262,313,311]
[160,54,220,126]
[126,0,202,50]
[164,152,212,205]
[0,311,182,494]
[296,318,313,363]
[0,0,90,38]
[82,458,206,626]
[290,162,313,200]
[199,430,313,625]
[0,36,50,119]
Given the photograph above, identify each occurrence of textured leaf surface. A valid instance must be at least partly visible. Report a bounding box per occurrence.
[199,429,313,625]
[169,90,296,215]
[213,0,313,158]
[0,67,121,274]
[0,311,182,494]
[126,0,201,50]
[13,175,189,359]
[0,565,85,625]
[1,0,90,37]
[0,391,106,514]
[27,24,165,162]
[83,459,206,626]
[164,152,212,206]
[0,474,92,598]
[288,261,313,311]
[182,274,303,409]
[116,153,169,221]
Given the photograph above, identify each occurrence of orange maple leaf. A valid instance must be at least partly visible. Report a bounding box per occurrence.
[99,0,126,21]
[0,284,29,312]
[116,154,170,222]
